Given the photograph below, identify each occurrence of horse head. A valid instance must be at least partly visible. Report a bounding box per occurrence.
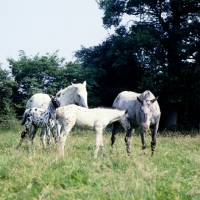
[137,96,159,132]
[72,81,88,108]
[49,94,61,109]
[55,81,88,108]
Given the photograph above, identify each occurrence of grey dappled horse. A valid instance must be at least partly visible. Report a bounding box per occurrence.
[112,90,161,156]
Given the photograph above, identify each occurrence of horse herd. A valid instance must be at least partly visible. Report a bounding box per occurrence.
[18,81,161,158]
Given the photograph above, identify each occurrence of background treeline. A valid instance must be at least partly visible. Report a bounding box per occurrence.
[0,0,200,131]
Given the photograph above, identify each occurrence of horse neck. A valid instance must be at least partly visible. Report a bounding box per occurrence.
[99,109,123,123]
[110,110,123,122]
[59,86,76,106]
[47,105,57,118]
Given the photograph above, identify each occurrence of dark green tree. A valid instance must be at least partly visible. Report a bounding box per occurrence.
[8,51,68,114]
[0,66,17,120]
[97,0,200,129]
[75,31,143,106]
[62,60,103,107]
[8,51,102,114]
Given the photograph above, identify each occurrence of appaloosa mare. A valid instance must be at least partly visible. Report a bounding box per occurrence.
[25,81,88,146]
[56,105,131,158]
[112,90,161,156]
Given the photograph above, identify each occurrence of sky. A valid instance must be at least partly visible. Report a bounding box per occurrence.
[0,0,115,70]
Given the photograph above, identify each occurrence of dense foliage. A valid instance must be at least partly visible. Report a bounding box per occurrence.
[4,51,101,115]
[96,0,200,128]
[0,0,200,130]
[75,34,143,106]
[0,65,17,120]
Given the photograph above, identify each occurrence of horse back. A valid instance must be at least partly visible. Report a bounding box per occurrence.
[26,93,51,110]
[113,91,138,118]
[113,90,160,125]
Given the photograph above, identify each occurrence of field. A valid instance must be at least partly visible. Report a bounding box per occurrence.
[0,121,200,200]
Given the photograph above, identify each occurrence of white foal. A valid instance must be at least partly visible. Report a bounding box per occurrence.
[56,105,131,158]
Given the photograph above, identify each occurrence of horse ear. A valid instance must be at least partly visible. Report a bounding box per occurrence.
[125,110,128,114]
[48,94,53,98]
[57,92,61,98]
[71,82,74,85]
[137,97,143,104]
[83,81,86,86]
[151,96,159,104]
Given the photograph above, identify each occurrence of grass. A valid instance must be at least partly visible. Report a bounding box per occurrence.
[0,121,200,200]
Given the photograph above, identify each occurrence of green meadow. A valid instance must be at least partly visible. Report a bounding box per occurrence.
[0,121,200,200]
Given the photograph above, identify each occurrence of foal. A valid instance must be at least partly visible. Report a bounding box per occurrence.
[19,95,60,150]
[56,105,131,158]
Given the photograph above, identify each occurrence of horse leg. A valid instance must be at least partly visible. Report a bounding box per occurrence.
[56,123,61,144]
[58,123,74,157]
[140,130,146,151]
[52,124,59,143]
[46,129,51,146]
[29,126,38,151]
[151,122,159,156]
[18,120,32,148]
[40,128,46,148]
[18,129,28,148]
[111,122,119,148]
[94,127,103,158]
[124,128,133,156]
[99,133,104,157]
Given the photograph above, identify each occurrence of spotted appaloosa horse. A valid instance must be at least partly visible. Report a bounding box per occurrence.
[19,95,60,150]
[25,81,88,144]
[112,90,161,156]
[56,105,131,158]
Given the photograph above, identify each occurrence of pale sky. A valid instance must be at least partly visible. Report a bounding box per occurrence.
[0,0,115,70]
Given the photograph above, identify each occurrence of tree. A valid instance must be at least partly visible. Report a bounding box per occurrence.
[8,51,68,114]
[75,31,143,106]
[97,0,200,129]
[62,60,103,107]
[8,51,102,114]
[0,66,17,119]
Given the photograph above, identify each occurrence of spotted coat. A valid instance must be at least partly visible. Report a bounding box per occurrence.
[56,105,131,158]
[24,81,88,145]
[19,95,60,150]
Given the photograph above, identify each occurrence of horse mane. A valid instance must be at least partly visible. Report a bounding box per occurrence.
[56,84,74,96]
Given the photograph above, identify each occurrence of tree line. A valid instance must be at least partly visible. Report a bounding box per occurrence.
[0,0,200,131]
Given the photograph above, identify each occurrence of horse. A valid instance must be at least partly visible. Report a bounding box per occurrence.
[56,105,131,158]
[19,95,61,150]
[25,81,88,146]
[112,90,161,156]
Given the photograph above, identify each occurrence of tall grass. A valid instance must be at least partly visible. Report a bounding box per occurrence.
[0,121,200,200]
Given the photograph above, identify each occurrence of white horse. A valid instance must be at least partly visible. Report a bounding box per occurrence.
[56,105,131,158]
[19,95,60,150]
[25,81,88,147]
[26,81,88,109]
[112,90,161,156]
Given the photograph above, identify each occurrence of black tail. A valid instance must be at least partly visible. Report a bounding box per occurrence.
[21,110,28,125]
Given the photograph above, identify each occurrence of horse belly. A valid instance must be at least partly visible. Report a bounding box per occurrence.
[75,115,94,130]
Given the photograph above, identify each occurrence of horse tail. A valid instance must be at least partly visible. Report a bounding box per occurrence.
[21,109,29,125]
